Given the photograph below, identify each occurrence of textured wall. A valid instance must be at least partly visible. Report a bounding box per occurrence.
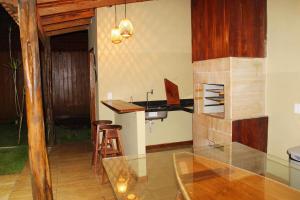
[90,0,193,145]
[267,0,300,160]
[96,0,193,102]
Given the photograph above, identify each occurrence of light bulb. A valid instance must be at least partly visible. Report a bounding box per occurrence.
[119,18,134,38]
[111,27,123,44]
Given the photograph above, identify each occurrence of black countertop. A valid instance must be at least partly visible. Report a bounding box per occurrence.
[133,99,194,113]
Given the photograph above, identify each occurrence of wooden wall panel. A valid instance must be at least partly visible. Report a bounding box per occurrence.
[0,6,23,122]
[0,52,16,122]
[50,31,88,51]
[192,0,228,61]
[0,7,90,122]
[228,0,267,57]
[192,0,266,61]
[232,116,268,152]
[0,52,24,122]
[51,51,89,120]
[0,5,20,51]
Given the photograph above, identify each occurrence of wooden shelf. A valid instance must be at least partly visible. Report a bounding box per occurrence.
[206,89,224,96]
[203,112,225,119]
[205,97,224,104]
[102,100,145,114]
[203,84,225,114]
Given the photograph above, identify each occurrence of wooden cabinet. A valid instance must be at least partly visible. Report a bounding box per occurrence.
[232,117,268,152]
[192,0,267,61]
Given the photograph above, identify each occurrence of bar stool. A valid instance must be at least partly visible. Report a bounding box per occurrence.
[100,124,124,158]
[92,120,112,172]
[100,124,124,183]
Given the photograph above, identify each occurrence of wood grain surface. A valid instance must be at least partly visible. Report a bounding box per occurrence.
[232,117,268,153]
[102,100,145,114]
[18,0,53,198]
[51,51,89,120]
[164,79,180,106]
[192,0,266,61]
[174,152,300,200]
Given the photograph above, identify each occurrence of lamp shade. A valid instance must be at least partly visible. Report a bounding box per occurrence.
[119,18,134,38]
[111,27,123,44]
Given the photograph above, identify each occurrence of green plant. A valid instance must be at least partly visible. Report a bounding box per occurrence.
[0,146,28,175]
[2,24,25,145]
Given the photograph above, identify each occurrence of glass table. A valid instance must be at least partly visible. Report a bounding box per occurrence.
[102,143,300,200]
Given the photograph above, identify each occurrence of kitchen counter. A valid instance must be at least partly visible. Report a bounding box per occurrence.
[133,98,194,113]
[101,100,146,156]
[102,100,145,114]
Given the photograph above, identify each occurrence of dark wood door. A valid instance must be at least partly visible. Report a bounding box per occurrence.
[232,117,268,152]
[51,51,89,119]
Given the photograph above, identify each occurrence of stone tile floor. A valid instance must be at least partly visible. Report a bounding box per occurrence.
[0,142,192,200]
[0,142,115,200]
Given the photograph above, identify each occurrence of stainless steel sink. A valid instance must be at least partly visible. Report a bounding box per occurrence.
[145,110,168,121]
[131,102,168,121]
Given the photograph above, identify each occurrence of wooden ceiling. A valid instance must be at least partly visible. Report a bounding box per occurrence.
[0,0,151,37]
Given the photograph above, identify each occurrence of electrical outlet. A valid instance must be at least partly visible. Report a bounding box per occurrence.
[294,104,300,114]
[107,92,112,100]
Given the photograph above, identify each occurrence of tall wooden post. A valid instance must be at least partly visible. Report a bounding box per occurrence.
[18,0,53,199]
[44,38,55,146]
[89,49,97,140]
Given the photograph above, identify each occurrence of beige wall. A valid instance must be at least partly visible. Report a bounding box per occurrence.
[267,0,300,160]
[89,0,193,145]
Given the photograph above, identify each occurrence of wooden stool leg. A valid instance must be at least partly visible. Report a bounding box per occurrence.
[91,125,97,166]
[93,125,100,174]
[116,129,124,156]
[102,132,108,158]
[101,130,109,183]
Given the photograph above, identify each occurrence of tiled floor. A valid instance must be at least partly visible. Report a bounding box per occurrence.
[2,142,115,200]
[0,142,192,200]
[0,174,19,200]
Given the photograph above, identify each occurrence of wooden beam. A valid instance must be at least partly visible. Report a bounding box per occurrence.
[0,0,19,24]
[41,9,94,25]
[37,0,62,3]
[37,10,47,46]
[1,0,47,44]
[0,0,17,6]
[44,38,55,146]
[46,25,88,36]
[38,0,152,16]
[18,0,53,199]
[43,18,90,32]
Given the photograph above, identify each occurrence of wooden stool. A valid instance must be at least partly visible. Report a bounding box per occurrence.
[100,124,124,183]
[92,120,112,172]
[100,124,124,158]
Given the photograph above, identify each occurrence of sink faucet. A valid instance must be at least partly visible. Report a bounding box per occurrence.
[146,89,154,109]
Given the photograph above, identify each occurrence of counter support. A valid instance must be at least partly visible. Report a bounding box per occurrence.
[102,100,146,156]
[115,111,146,155]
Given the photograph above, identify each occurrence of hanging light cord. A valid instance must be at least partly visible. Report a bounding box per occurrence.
[115,5,117,27]
[125,0,127,18]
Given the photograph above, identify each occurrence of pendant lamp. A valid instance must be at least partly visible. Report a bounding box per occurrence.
[111,5,123,44]
[119,0,134,38]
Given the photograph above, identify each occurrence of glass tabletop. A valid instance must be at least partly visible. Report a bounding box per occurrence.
[102,148,188,200]
[102,143,300,200]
